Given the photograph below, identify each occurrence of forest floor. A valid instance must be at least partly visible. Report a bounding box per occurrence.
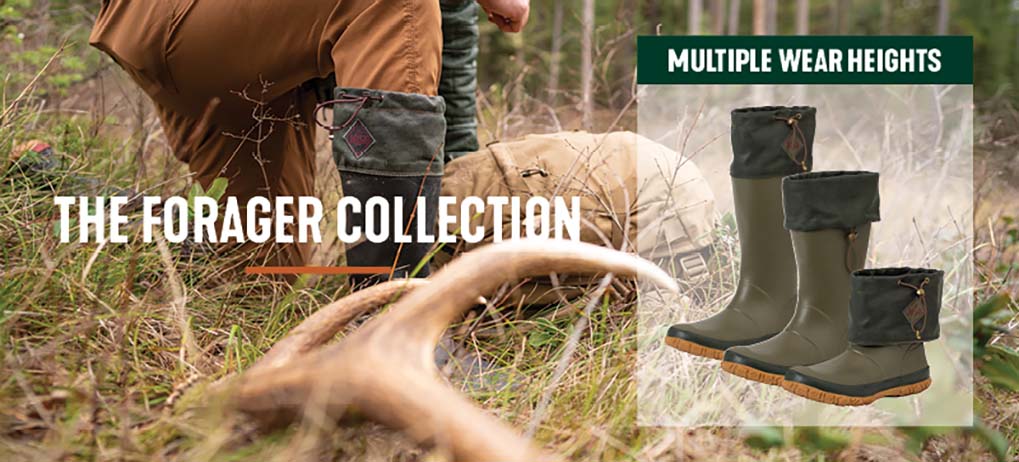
[1,43,1018,462]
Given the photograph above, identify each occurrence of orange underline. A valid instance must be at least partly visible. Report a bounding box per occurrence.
[244,266,391,275]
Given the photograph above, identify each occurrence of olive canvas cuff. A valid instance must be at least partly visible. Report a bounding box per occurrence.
[730,106,816,178]
[782,171,881,231]
[328,87,446,177]
[849,267,944,345]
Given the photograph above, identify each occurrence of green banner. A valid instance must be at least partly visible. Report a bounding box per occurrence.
[637,36,973,85]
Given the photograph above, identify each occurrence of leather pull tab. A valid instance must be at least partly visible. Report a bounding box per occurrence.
[844,227,859,272]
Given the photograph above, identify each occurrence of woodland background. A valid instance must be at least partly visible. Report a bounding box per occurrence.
[2,0,1019,461]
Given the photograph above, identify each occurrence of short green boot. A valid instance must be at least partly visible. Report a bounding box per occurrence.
[782,267,943,405]
[665,106,816,359]
[722,171,880,384]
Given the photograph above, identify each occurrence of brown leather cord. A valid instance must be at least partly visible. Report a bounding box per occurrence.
[314,93,386,134]
[845,227,860,272]
[897,277,931,340]
[773,112,809,172]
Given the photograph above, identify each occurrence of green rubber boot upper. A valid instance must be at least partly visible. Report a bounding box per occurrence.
[667,176,798,349]
[439,0,480,161]
[785,267,943,397]
[724,171,881,375]
[667,106,816,351]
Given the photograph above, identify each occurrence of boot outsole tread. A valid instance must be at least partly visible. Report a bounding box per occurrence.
[720,361,784,386]
[664,337,724,360]
[780,377,932,406]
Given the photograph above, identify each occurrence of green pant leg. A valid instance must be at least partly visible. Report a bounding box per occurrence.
[439,0,480,161]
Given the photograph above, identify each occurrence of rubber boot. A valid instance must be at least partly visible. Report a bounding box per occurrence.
[665,106,816,359]
[439,0,480,161]
[782,267,943,405]
[722,171,881,384]
[323,87,447,289]
[341,172,440,288]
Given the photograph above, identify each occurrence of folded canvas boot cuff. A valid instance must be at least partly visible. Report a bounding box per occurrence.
[730,106,816,178]
[780,267,943,406]
[782,170,880,232]
[849,267,944,345]
[320,87,447,177]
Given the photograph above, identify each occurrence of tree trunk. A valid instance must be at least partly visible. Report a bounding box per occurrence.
[752,0,766,35]
[614,0,637,111]
[880,0,891,34]
[752,0,770,104]
[548,0,564,103]
[711,0,726,35]
[644,0,661,33]
[830,0,840,33]
[513,34,525,110]
[581,0,595,130]
[832,0,851,34]
[689,0,703,34]
[765,0,777,34]
[796,0,809,35]
[794,0,809,103]
[936,0,949,35]
[727,0,741,35]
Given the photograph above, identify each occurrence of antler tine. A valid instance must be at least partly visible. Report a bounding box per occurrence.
[234,239,678,462]
[249,279,428,373]
[367,239,679,358]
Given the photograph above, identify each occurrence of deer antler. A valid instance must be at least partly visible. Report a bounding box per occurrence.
[232,239,678,462]
[249,279,429,373]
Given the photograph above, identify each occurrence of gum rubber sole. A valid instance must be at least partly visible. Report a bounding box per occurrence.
[664,336,724,360]
[720,360,784,386]
[781,377,932,406]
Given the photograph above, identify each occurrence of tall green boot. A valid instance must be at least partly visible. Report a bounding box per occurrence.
[782,267,943,405]
[665,106,816,359]
[439,0,480,161]
[722,171,880,384]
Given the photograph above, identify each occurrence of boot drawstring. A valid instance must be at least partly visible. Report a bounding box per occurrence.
[897,277,931,340]
[845,227,860,272]
[314,93,385,136]
[773,112,808,172]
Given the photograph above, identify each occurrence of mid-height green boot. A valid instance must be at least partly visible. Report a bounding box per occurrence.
[722,171,880,384]
[665,106,816,359]
[325,88,447,288]
[782,267,943,405]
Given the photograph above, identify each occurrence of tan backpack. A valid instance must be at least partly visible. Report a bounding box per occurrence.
[435,131,716,305]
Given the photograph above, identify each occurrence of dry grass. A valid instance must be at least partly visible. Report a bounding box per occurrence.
[0,18,1016,462]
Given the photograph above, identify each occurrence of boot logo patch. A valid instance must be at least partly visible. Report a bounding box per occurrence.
[902,300,926,328]
[782,132,804,158]
[343,119,376,159]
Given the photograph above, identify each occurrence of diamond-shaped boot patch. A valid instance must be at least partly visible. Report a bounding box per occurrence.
[344,119,376,159]
[782,132,803,157]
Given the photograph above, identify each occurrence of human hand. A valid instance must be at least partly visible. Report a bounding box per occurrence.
[477,0,529,33]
